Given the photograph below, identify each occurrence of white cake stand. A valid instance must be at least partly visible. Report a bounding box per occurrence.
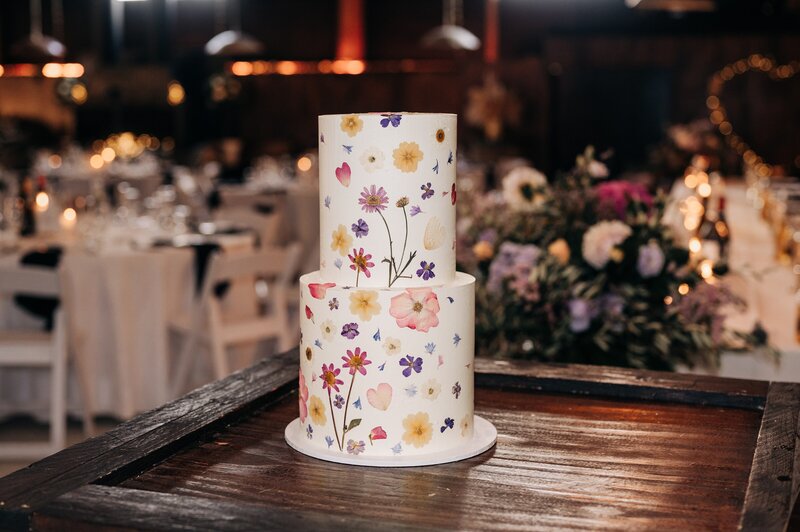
[284,416,497,467]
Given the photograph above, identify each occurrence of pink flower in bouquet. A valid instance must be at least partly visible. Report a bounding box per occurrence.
[308,282,336,299]
[390,288,440,332]
[298,369,309,422]
[369,426,387,444]
[594,180,653,220]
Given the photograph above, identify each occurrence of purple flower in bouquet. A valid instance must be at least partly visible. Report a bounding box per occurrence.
[487,242,541,295]
[594,181,653,220]
[637,241,665,278]
[568,298,598,333]
[675,283,739,345]
[601,293,625,317]
[341,322,359,340]
[416,261,436,281]
[351,218,369,238]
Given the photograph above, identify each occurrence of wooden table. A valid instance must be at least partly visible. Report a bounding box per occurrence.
[1,348,799,531]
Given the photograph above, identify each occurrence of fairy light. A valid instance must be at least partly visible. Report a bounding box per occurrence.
[678,283,690,295]
[689,237,702,254]
[699,260,714,280]
[664,295,673,305]
[684,173,698,189]
[697,183,712,198]
[708,55,799,179]
[48,154,62,169]
[297,156,312,172]
[89,154,104,169]
[167,81,185,106]
[70,83,88,104]
[101,147,116,162]
[35,191,50,211]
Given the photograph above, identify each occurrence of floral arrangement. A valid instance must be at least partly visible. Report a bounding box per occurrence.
[457,147,767,370]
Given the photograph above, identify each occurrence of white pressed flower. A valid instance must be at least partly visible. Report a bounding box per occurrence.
[382,337,402,356]
[423,216,446,250]
[359,147,384,173]
[502,166,548,210]
[421,379,441,400]
[320,320,336,341]
[582,220,632,269]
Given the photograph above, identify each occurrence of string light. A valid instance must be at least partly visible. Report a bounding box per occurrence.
[167,81,185,106]
[707,55,799,179]
[297,156,312,172]
[678,283,690,295]
[35,192,50,211]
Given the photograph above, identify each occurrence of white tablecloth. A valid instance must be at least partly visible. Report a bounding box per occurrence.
[0,231,253,421]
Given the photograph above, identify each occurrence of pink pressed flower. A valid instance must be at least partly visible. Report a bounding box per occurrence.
[369,426,387,443]
[308,282,336,299]
[336,162,351,187]
[305,305,314,321]
[359,185,389,213]
[389,288,441,332]
[298,370,309,423]
[321,363,343,393]
[342,347,372,376]
[348,248,374,278]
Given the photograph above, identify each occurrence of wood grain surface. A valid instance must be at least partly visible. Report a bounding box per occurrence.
[121,388,762,530]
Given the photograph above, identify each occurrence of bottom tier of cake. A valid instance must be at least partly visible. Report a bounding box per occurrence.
[296,271,476,458]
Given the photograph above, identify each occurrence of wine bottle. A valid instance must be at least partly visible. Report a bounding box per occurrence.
[698,195,729,262]
[19,176,36,237]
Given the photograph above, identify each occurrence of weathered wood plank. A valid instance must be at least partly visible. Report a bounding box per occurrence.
[739,382,800,531]
[0,348,299,529]
[32,485,423,532]
[122,388,763,531]
[474,358,769,410]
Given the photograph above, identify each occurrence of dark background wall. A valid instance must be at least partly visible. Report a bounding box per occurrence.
[0,0,798,173]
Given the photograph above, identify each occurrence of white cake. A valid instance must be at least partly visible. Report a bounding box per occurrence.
[296,112,479,460]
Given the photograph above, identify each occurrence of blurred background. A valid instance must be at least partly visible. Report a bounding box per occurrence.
[0,0,799,473]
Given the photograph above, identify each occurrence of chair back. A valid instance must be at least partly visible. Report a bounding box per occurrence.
[214,205,284,247]
[201,243,302,302]
[0,265,60,297]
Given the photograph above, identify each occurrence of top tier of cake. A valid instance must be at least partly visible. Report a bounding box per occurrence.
[318,113,457,288]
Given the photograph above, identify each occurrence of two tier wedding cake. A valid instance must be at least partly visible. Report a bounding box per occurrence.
[285,113,496,466]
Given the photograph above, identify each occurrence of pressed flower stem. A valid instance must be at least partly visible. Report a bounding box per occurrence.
[328,392,341,451]
[377,210,396,284]
[398,206,409,276]
[355,268,360,288]
[341,371,357,443]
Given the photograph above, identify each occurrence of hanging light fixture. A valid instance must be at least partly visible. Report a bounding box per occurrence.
[421,0,481,52]
[11,0,67,63]
[205,0,264,57]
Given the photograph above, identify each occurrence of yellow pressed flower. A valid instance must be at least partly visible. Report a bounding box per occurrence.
[340,114,363,137]
[392,141,424,173]
[309,395,327,425]
[330,224,352,256]
[547,238,570,265]
[402,411,433,448]
[349,290,381,321]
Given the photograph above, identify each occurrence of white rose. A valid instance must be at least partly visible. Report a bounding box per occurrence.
[582,220,632,269]
[502,166,548,210]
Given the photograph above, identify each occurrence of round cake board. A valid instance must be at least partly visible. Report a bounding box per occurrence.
[284,416,497,468]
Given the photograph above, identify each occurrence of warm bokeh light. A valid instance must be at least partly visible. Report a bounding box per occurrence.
[231,61,254,76]
[275,61,298,75]
[0,65,4,77]
[89,154,104,169]
[252,61,270,75]
[63,207,77,222]
[297,156,312,172]
[318,60,333,73]
[689,237,702,254]
[684,173,698,188]
[167,81,185,106]
[664,296,673,305]
[699,260,714,279]
[48,154,62,169]
[62,63,85,78]
[42,63,63,78]
[332,60,365,75]
[697,183,712,198]
[70,83,88,104]
[678,283,690,295]
[35,191,50,211]
[101,147,116,162]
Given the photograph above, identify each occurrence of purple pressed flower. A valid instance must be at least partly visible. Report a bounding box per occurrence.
[452,381,461,399]
[328,297,339,310]
[421,182,434,200]
[416,261,436,281]
[359,185,389,213]
[409,205,422,217]
[351,218,369,238]
[333,394,344,409]
[306,424,313,439]
[347,439,366,455]
[399,355,423,377]
[341,322,359,340]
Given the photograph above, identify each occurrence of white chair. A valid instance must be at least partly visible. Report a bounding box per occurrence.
[213,205,284,247]
[170,243,302,396]
[0,266,71,459]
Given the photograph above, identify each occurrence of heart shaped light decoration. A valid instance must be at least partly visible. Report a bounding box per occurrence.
[706,54,800,179]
